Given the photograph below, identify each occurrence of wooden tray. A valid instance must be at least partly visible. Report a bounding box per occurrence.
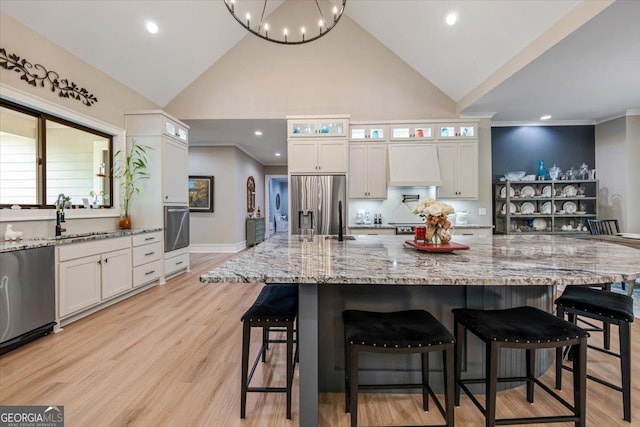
[404,240,470,253]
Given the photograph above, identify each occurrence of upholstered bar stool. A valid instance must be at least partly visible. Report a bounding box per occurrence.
[555,286,634,422]
[342,309,455,427]
[240,285,298,419]
[453,306,589,427]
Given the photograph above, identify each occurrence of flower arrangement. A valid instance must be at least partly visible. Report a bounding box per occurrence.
[412,199,455,244]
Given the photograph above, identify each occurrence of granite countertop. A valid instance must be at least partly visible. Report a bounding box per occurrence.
[349,224,493,229]
[0,228,162,253]
[200,234,640,286]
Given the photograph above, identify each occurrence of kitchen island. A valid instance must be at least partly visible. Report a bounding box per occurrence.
[200,234,640,427]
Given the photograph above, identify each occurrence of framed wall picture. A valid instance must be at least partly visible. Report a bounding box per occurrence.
[188,176,214,212]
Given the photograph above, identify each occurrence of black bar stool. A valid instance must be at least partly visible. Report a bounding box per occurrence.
[240,285,298,419]
[342,309,455,427]
[555,285,634,422]
[453,306,589,427]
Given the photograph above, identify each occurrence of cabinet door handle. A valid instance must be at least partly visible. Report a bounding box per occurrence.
[145,251,155,256]
[176,261,184,265]
[144,237,155,241]
[145,270,156,276]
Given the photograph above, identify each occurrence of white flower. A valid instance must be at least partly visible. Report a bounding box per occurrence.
[412,199,455,217]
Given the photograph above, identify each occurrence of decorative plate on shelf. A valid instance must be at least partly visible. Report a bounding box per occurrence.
[499,186,515,198]
[501,202,517,214]
[520,185,536,198]
[562,185,577,197]
[541,201,556,214]
[520,201,535,215]
[542,185,552,198]
[563,201,577,214]
[532,218,547,231]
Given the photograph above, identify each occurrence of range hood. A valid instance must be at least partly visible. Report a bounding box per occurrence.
[387,144,442,187]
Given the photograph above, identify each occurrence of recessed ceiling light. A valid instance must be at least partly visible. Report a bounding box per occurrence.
[445,13,457,26]
[540,115,552,120]
[275,152,281,157]
[254,130,263,136]
[146,21,159,34]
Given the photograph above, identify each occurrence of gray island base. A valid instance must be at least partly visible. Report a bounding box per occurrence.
[200,234,640,427]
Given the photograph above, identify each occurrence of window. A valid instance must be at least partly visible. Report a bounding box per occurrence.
[0,99,113,208]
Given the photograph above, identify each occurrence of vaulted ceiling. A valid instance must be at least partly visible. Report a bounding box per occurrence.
[1,0,639,164]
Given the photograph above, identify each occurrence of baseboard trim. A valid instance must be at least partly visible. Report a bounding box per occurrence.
[189,242,246,253]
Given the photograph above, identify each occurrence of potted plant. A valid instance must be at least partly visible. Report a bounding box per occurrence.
[113,139,151,228]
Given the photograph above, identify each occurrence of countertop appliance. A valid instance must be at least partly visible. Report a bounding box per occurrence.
[1,246,56,354]
[164,205,190,252]
[291,175,346,235]
[394,225,418,235]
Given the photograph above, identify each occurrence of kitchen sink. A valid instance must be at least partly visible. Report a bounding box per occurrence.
[325,235,356,240]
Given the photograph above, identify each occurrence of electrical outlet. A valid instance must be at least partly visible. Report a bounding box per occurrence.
[478,208,487,216]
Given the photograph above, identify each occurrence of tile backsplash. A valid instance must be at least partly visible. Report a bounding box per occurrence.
[348,187,491,225]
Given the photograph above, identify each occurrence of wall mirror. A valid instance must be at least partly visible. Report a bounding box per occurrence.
[247,176,256,214]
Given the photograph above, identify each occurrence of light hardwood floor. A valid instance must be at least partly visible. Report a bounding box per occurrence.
[1,253,638,426]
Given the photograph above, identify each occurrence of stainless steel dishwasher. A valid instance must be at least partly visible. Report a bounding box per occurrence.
[1,246,56,354]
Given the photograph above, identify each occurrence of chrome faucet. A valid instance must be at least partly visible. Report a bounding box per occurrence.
[55,193,67,237]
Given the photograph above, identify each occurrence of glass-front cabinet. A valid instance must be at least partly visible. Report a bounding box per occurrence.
[349,125,387,141]
[288,118,348,137]
[437,123,477,140]
[389,124,434,141]
[494,180,599,234]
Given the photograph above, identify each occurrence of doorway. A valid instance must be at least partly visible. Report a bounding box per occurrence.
[265,175,288,236]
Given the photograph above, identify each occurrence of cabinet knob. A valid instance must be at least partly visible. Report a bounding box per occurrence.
[104,258,108,263]
[97,260,102,265]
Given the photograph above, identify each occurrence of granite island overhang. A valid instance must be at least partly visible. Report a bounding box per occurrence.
[200,234,639,427]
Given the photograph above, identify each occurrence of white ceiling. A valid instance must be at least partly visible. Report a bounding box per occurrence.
[1,0,639,165]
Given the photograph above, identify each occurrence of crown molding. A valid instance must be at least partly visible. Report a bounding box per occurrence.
[492,119,595,127]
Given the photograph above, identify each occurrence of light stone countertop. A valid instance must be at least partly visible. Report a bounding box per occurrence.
[200,234,640,286]
[0,228,162,253]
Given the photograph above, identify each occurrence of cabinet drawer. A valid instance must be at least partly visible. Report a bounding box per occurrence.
[58,237,131,262]
[132,231,163,247]
[132,242,162,266]
[165,252,189,275]
[133,259,162,287]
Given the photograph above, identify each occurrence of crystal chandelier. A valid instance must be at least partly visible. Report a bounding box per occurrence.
[224,0,347,45]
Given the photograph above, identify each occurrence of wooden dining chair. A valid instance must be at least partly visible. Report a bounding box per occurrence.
[587,219,620,235]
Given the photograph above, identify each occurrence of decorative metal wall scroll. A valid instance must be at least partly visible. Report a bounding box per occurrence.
[0,47,98,106]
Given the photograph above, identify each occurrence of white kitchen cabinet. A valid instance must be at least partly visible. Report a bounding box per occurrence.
[288,117,348,138]
[164,247,189,277]
[162,138,188,204]
[437,142,478,199]
[163,116,188,143]
[100,248,133,299]
[288,140,348,173]
[132,231,162,288]
[59,254,102,317]
[58,237,132,318]
[437,123,477,140]
[349,125,387,141]
[389,124,434,141]
[349,144,387,198]
[125,111,190,226]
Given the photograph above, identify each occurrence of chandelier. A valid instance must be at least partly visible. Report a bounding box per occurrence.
[224,0,347,45]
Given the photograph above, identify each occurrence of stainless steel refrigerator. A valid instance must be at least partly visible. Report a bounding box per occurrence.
[290,175,346,235]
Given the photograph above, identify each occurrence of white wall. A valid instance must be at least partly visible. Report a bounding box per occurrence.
[595,114,640,232]
[0,13,158,128]
[165,13,455,120]
[188,146,264,252]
